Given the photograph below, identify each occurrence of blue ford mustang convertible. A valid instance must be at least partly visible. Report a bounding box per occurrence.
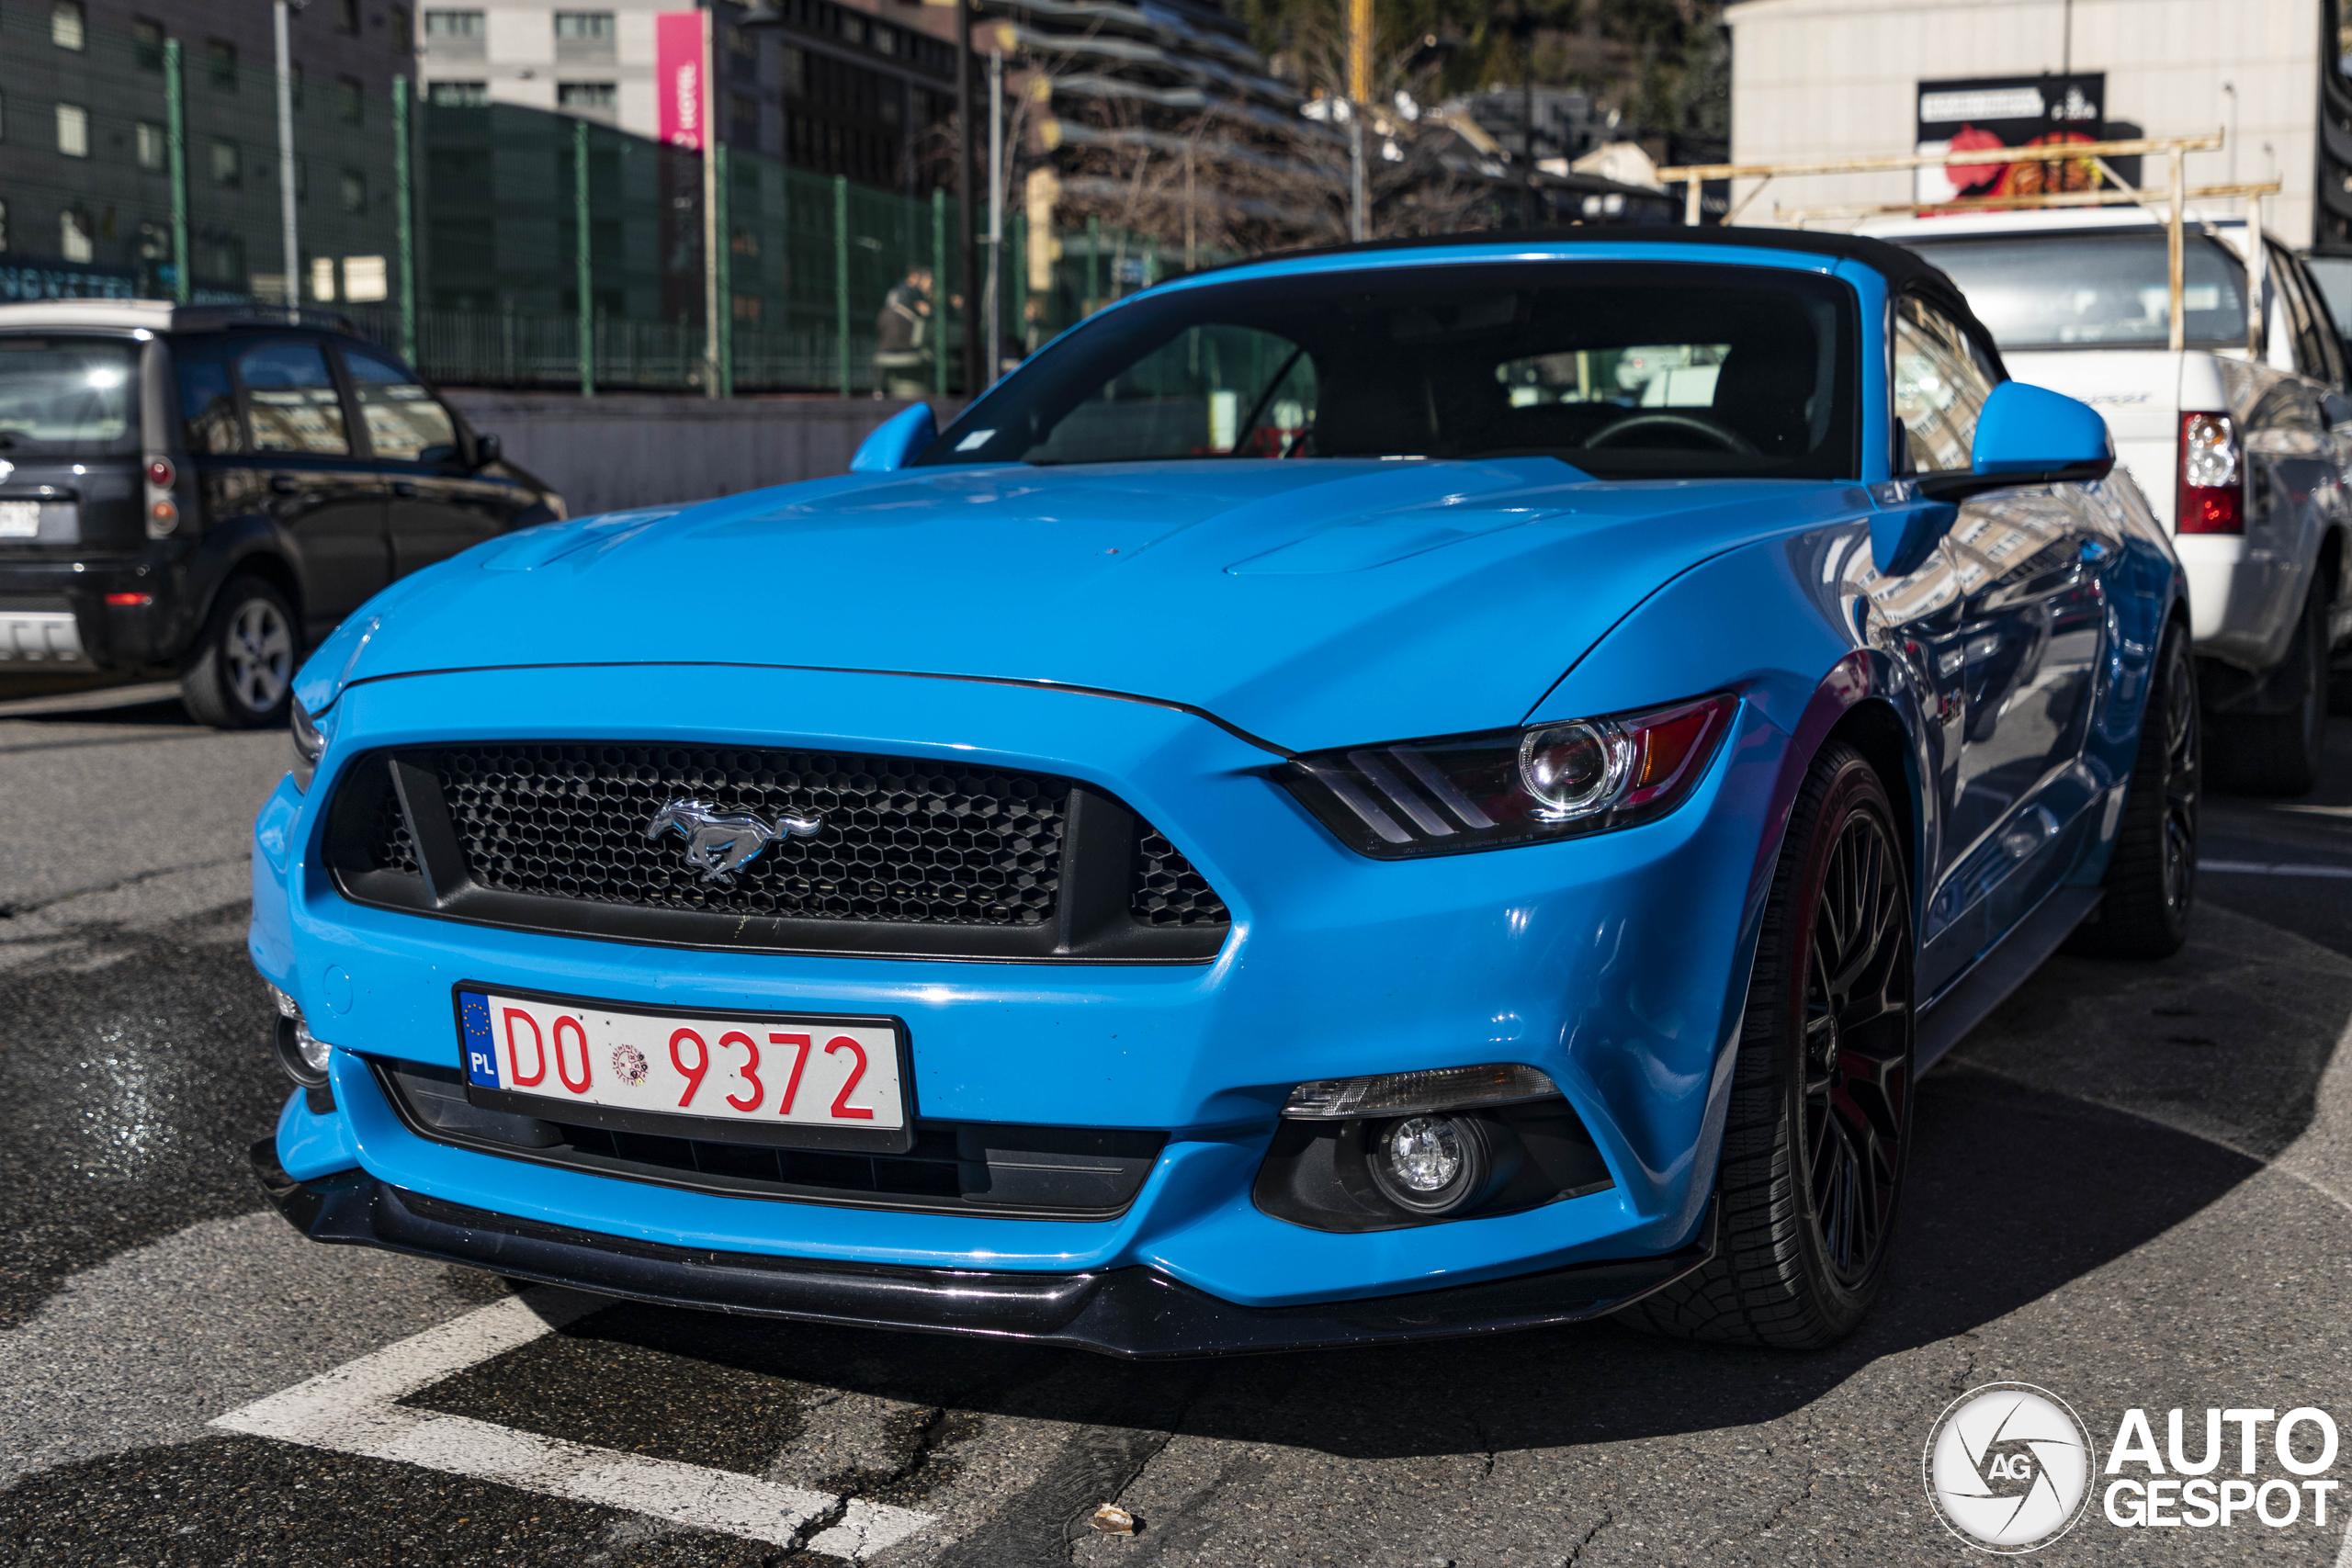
[249,230,2195,1355]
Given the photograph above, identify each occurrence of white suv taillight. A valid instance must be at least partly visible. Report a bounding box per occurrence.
[2177,411,2242,534]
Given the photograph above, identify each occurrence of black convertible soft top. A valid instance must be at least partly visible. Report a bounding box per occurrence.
[1185,223,1995,374]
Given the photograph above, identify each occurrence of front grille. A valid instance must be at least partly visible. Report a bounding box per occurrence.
[374,1058,1163,1220]
[327,742,1228,962]
[442,743,1065,928]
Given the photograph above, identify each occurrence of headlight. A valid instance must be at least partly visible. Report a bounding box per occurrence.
[288,696,328,792]
[1283,694,1736,858]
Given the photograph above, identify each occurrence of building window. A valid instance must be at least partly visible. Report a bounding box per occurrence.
[133,17,165,71]
[336,76,364,124]
[208,40,238,90]
[0,201,11,253]
[136,121,166,170]
[289,63,305,109]
[60,208,93,263]
[553,12,615,39]
[340,170,367,213]
[729,95,758,146]
[51,2,85,51]
[55,103,88,158]
[344,254,389,302]
[337,0,360,34]
[390,8,413,51]
[556,82,616,111]
[210,138,239,186]
[423,9,484,37]
[427,80,487,107]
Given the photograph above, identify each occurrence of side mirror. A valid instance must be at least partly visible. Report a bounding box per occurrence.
[850,402,936,473]
[474,431,503,468]
[1916,381,2113,502]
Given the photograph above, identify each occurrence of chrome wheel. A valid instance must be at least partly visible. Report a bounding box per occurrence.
[1801,806,1912,1287]
[225,598,293,714]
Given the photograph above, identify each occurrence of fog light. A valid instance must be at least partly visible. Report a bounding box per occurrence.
[1367,1112,1515,1216]
[1383,1115,1464,1191]
[268,984,333,1087]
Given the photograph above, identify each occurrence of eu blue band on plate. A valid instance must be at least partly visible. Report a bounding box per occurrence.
[458,990,500,1088]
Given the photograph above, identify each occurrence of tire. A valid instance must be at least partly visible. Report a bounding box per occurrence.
[2066,623,2198,960]
[2211,581,2328,796]
[179,574,298,730]
[1623,743,1914,1349]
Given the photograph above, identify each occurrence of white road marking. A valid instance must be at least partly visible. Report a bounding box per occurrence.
[209,1287,935,1558]
[2202,860,2352,880]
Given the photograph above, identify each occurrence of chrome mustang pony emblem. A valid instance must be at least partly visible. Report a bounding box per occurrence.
[646,798,822,885]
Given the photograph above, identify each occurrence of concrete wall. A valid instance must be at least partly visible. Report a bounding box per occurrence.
[1724,0,2319,245]
[441,391,953,516]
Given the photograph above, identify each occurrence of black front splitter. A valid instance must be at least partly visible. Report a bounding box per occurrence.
[252,1142,1713,1359]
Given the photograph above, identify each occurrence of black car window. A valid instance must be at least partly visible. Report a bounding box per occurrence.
[922,261,1862,481]
[176,351,243,454]
[239,340,350,456]
[2269,242,2336,384]
[1892,295,1997,475]
[2295,255,2350,388]
[341,346,458,463]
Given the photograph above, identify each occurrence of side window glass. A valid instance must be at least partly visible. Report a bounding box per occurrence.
[175,353,242,455]
[343,347,458,463]
[238,341,349,455]
[1892,296,1996,474]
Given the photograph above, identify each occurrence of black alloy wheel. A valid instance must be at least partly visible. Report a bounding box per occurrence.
[2067,623,2199,959]
[1624,741,1914,1348]
[1801,799,1911,1287]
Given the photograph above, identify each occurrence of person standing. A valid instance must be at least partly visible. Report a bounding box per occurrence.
[875,266,934,398]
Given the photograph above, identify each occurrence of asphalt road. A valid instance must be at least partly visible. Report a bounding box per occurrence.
[3,688,2351,1567]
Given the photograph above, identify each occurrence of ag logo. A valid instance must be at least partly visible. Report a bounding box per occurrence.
[1924,1383,2095,1553]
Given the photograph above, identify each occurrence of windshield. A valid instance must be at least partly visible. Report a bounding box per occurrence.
[922,261,1860,480]
[0,335,139,453]
[1902,231,2248,351]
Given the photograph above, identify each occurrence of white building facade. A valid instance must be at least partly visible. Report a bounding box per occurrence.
[1724,0,2338,251]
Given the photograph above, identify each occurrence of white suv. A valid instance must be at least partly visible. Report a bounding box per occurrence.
[1860,207,2351,795]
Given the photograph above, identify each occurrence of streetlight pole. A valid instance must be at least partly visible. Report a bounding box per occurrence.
[1347,0,1370,241]
[956,0,978,393]
[274,0,303,308]
[986,44,1003,385]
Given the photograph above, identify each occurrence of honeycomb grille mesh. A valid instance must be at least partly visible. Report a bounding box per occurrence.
[424,744,1069,926]
[369,786,419,876]
[1132,828,1230,927]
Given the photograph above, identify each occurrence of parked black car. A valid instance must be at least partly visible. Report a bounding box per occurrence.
[0,301,562,727]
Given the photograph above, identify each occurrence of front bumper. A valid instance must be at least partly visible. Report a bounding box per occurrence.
[254,663,1782,1316]
[252,1140,1714,1358]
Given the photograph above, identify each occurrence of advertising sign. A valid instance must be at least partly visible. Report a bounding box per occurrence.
[1915,73,2107,205]
[654,10,708,152]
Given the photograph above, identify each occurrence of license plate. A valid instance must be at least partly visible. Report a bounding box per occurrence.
[457,987,909,1148]
[0,502,39,537]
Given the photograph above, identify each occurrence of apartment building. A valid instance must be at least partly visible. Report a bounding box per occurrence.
[0,0,415,299]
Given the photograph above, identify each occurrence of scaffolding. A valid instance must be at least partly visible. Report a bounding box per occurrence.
[1657,133,2284,353]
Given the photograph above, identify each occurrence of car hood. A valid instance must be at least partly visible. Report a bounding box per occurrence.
[308,458,1867,751]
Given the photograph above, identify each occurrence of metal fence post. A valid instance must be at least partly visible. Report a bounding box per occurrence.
[931,186,947,397]
[834,174,850,398]
[717,143,733,398]
[395,76,416,362]
[1010,210,1026,360]
[1085,214,1100,313]
[574,118,594,397]
[165,39,189,304]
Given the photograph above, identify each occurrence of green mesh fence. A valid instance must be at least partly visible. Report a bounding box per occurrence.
[0,10,1219,395]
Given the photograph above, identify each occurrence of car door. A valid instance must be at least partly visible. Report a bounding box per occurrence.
[340,344,533,575]
[1891,295,2114,979]
[234,337,388,632]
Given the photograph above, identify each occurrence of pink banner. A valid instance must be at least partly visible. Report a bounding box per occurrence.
[654,11,707,152]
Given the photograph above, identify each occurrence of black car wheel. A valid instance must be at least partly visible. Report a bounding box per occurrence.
[1624,742,1914,1348]
[2212,581,2328,797]
[181,575,298,730]
[2067,622,2198,960]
